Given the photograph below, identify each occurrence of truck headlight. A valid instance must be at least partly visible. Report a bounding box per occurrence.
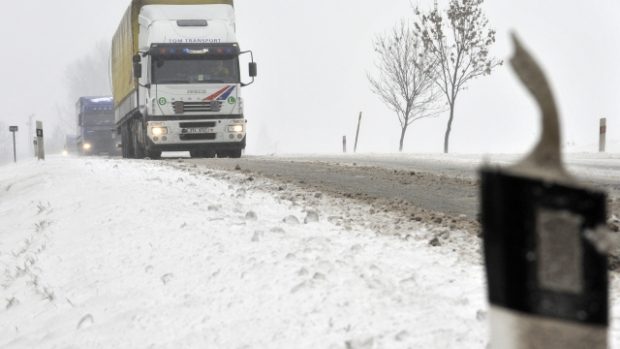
[152,127,168,136]
[83,143,92,150]
[228,125,244,133]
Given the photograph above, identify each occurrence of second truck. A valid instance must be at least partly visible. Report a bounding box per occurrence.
[75,96,120,156]
[111,0,256,159]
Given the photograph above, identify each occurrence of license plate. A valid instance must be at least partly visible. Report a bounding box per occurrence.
[185,127,214,134]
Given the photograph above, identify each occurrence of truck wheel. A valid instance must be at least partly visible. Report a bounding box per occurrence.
[131,120,145,159]
[133,136,145,158]
[147,149,161,159]
[122,124,134,159]
[189,150,215,158]
[121,128,127,158]
[120,128,125,158]
[229,149,242,158]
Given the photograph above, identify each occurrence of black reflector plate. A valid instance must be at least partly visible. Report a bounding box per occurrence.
[481,168,608,325]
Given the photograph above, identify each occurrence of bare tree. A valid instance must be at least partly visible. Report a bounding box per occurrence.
[415,0,501,153]
[368,21,441,152]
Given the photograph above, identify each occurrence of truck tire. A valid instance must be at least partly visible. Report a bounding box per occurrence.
[131,120,145,159]
[146,149,162,159]
[121,123,134,159]
[229,149,242,158]
[189,149,215,158]
[219,149,242,158]
[133,135,145,158]
[120,128,127,158]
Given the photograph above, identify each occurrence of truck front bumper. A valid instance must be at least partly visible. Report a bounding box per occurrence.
[147,119,246,149]
[145,119,246,151]
[146,138,246,152]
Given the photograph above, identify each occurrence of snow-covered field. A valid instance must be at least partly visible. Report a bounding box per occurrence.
[0,156,486,348]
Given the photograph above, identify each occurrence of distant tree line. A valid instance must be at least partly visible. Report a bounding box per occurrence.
[368,0,501,153]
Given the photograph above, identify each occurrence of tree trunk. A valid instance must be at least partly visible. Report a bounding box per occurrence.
[443,101,456,153]
[399,125,408,152]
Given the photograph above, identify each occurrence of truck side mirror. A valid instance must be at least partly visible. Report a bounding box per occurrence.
[249,62,258,77]
[133,54,142,79]
[133,62,142,79]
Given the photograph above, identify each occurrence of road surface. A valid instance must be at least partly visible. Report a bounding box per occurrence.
[177,154,620,231]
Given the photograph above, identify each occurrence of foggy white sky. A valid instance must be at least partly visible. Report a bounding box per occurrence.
[1,0,619,156]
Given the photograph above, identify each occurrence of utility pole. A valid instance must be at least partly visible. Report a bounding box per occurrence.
[354,112,362,153]
[9,126,18,163]
[342,136,347,153]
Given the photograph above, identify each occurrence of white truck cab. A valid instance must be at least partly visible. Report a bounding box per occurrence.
[112,1,256,159]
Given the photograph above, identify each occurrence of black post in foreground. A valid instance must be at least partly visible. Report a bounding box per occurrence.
[480,35,608,348]
[9,125,18,163]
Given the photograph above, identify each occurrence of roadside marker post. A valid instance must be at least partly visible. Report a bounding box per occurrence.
[354,112,362,153]
[481,35,609,349]
[599,118,607,153]
[36,121,45,160]
[27,114,34,156]
[9,125,18,163]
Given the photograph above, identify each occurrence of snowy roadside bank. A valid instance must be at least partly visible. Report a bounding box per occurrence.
[0,156,485,348]
[0,156,619,348]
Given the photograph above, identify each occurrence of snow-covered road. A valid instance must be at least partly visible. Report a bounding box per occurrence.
[0,157,486,348]
[187,153,620,222]
[254,153,620,184]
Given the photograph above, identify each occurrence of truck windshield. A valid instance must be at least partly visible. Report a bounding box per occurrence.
[152,58,240,84]
[84,112,114,126]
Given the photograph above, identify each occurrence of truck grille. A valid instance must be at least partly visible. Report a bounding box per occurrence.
[179,122,217,128]
[173,101,222,114]
[180,133,217,141]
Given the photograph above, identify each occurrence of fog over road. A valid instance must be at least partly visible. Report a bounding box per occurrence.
[183,153,620,223]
